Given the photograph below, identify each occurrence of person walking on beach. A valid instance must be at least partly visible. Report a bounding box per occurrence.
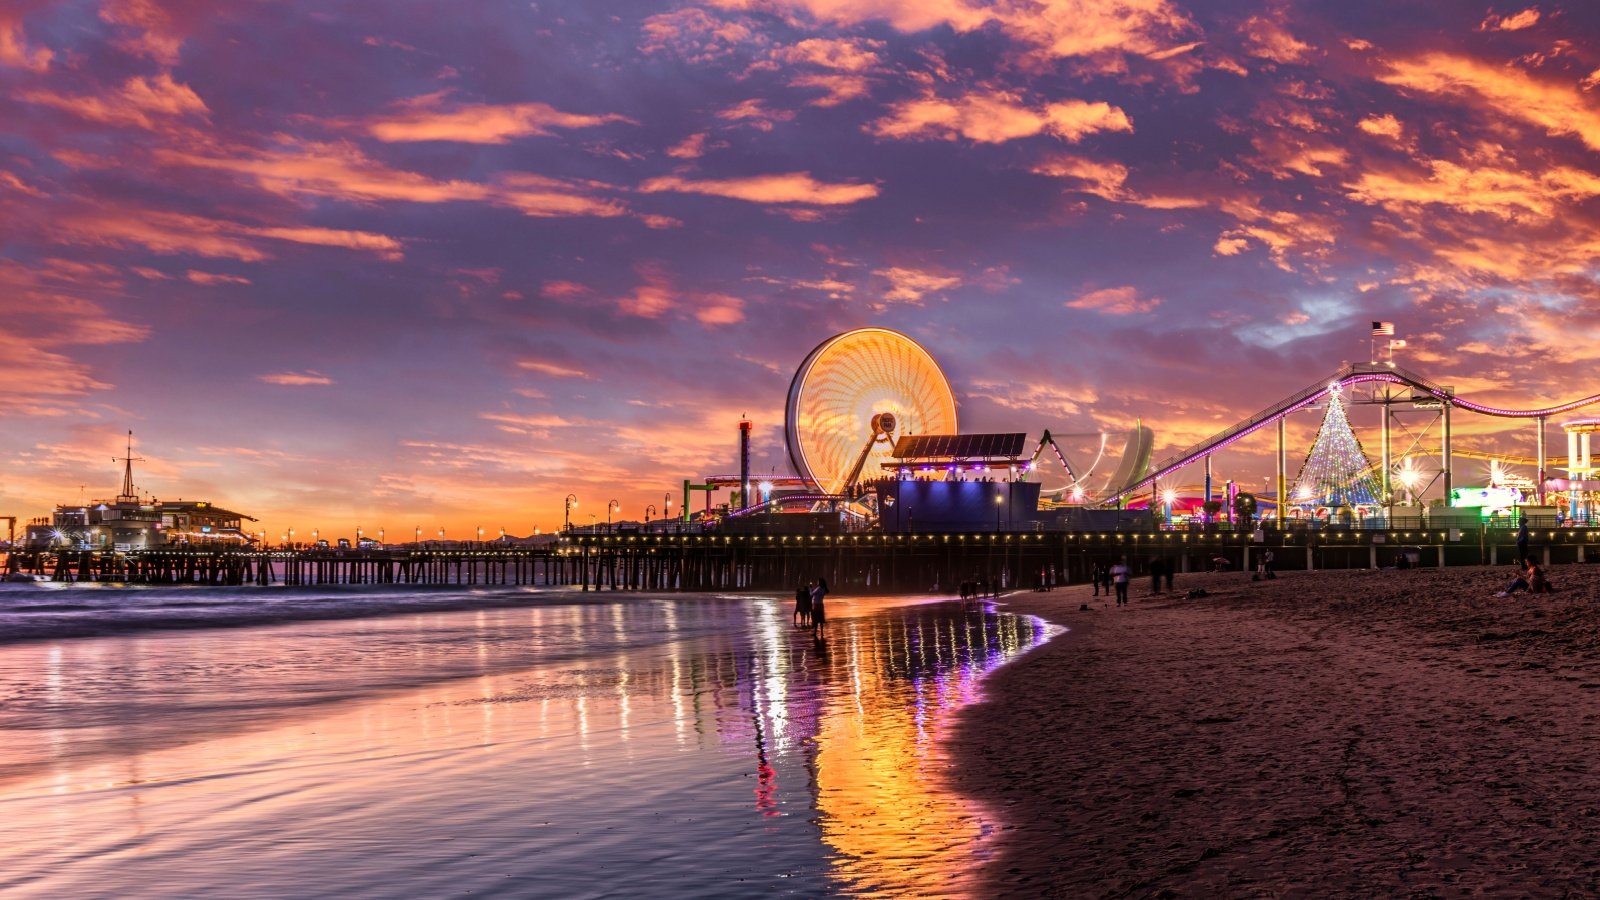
[811,577,829,634]
[1263,549,1276,579]
[1517,520,1531,565]
[1091,562,1104,596]
[794,582,812,627]
[1111,558,1130,607]
[1163,558,1175,593]
[1149,557,1164,595]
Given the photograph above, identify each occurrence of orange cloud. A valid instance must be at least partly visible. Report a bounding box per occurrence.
[247,226,404,260]
[692,293,746,325]
[0,15,52,70]
[874,266,962,304]
[871,91,1132,144]
[53,204,403,262]
[541,280,591,299]
[706,0,990,33]
[639,7,764,61]
[639,171,879,205]
[364,92,633,143]
[479,412,580,434]
[1241,12,1312,63]
[1033,153,1129,200]
[259,371,334,386]
[1066,285,1161,314]
[1346,152,1600,220]
[517,359,588,378]
[185,270,251,286]
[716,98,795,131]
[790,72,872,106]
[22,72,207,129]
[1031,153,1207,210]
[1357,114,1404,140]
[1249,133,1349,178]
[56,209,270,261]
[998,0,1195,63]
[100,0,185,63]
[1380,52,1600,151]
[0,259,149,415]
[775,36,882,71]
[1479,7,1540,31]
[666,133,711,159]
[618,279,676,318]
[0,169,44,197]
[157,140,630,219]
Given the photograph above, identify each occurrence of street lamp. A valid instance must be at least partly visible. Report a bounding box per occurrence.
[1162,488,1177,524]
[608,499,619,526]
[664,493,673,522]
[645,504,656,523]
[414,526,421,545]
[288,527,295,548]
[438,527,445,543]
[477,525,484,546]
[565,494,579,531]
[995,492,1004,532]
[379,528,385,545]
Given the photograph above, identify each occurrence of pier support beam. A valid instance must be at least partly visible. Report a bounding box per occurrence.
[1276,417,1287,528]
[1380,388,1392,515]
[1442,401,1453,506]
[1536,416,1547,505]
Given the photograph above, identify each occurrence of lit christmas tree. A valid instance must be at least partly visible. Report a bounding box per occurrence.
[1290,387,1383,509]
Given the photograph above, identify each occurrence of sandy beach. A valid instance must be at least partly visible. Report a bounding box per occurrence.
[955,564,1600,897]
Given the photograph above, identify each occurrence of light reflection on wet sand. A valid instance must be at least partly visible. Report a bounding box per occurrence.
[0,592,1050,897]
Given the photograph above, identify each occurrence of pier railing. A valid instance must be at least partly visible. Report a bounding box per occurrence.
[4,525,1596,591]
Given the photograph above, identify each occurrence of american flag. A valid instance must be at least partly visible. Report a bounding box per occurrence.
[1371,321,1395,336]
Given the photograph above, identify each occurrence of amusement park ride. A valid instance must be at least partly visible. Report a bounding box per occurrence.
[670,326,1600,533]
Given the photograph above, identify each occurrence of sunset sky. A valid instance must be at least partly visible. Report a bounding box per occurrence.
[3,0,1598,538]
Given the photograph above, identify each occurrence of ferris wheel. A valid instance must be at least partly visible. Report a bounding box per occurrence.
[784,327,959,496]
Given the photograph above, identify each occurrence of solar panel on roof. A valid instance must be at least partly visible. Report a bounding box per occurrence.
[890,433,1026,460]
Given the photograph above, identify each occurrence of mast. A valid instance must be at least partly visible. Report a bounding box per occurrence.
[115,430,144,503]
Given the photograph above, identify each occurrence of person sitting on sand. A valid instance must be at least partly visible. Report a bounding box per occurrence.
[1497,558,1547,597]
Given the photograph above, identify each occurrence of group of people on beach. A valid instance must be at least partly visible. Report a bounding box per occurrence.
[1088,559,1132,606]
[793,577,828,633]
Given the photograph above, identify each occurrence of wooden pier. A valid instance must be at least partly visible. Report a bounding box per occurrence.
[3,526,1596,590]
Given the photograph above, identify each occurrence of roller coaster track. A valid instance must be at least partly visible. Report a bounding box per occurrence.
[1106,363,1600,504]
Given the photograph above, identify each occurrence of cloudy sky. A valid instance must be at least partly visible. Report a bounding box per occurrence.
[2,0,1597,537]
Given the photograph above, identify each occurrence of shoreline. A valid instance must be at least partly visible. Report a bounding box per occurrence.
[952,564,1600,896]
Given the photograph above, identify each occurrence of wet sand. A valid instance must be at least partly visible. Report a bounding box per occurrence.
[955,564,1600,896]
[0,591,1048,897]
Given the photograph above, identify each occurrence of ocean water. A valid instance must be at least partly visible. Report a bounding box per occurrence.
[0,588,1053,897]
